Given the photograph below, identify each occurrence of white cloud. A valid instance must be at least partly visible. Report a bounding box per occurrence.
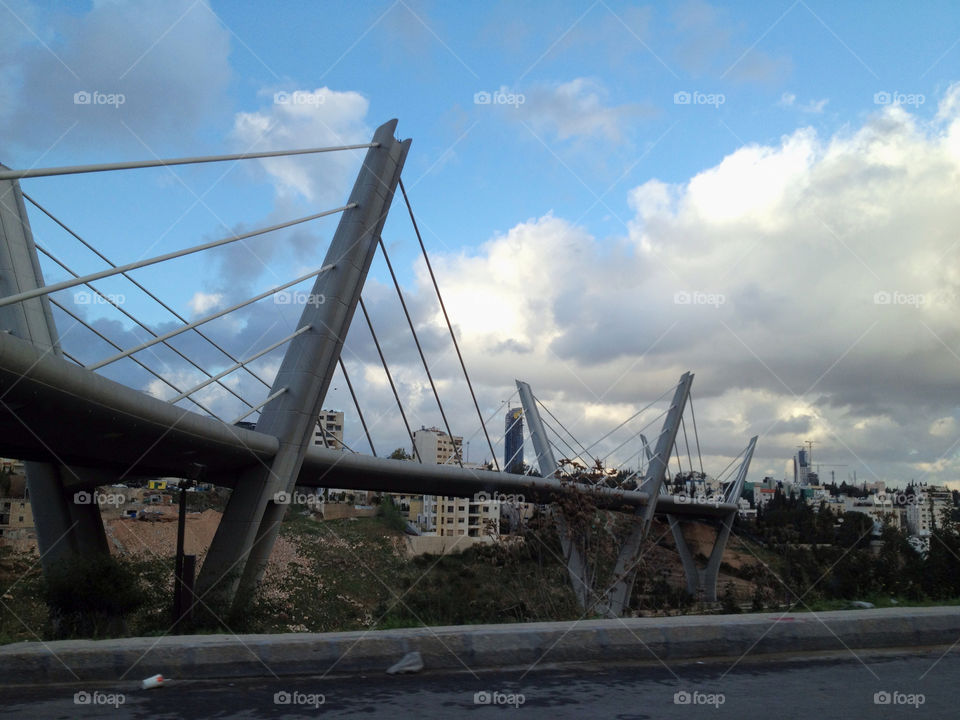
[404,84,960,484]
[231,87,371,203]
[929,417,957,438]
[519,78,654,142]
[778,92,828,113]
[0,0,231,153]
[800,98,829,113]
[188,292,224,316]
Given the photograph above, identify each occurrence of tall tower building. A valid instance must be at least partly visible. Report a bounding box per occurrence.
[504,407,524,474]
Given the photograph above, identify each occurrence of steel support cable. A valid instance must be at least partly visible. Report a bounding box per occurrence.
[398,178,499,471]
[36,243,257,411]
[62,349,83,366]
[608,406,671,471]
[0,203,355,309]
[0,143,380,180]
[689,392,705,476]
[338,356,376,457]
[541,415,591,470]
[534,395,597,466]
[378,237,461,467]
[582,381,680,457]
[442,390,520,467]
[618,441,674,490]
[48,297,219,419]
[500,404,523,472]
[359,296,422,463]
[504,438,525,474]
[232,387,287,425]
[24,193,274,392]
[715,443,751,502]
[612,407,677,488]
[169,326,310,403]
[681,415,694,475]
[442,396,527,468]
[87,265,334,370]
[317,424,357,454]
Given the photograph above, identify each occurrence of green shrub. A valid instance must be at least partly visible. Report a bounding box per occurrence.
[44,554,146,638]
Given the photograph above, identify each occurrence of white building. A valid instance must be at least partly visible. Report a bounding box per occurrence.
[905,486,952,537]
[436,496,502,538]
[843,495,901,533]
[409,428,506,536]
[313,409,345,449]
[412,426,463,465]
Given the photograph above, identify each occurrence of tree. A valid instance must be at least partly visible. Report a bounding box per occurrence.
[720,582,741,614]
[836,512,874,549]
[388,447,412,461]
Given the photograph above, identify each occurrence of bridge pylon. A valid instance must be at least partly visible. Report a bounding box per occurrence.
[516,379,592,610]
[667,436,757,602]
[196,120,411,616]
[600,372,693,617]
[0,167,110,571]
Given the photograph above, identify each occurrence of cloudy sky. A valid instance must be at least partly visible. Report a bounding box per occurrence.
[2,0,959,489]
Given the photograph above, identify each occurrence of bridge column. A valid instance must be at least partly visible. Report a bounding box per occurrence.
[196,121,411,615]
[602,372,693,617]
[668,436,756,602]
[0,168,107,570]
[516,380,592,610]
[668,512,735,602]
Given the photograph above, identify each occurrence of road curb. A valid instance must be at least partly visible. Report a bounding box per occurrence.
[1,606,958,685]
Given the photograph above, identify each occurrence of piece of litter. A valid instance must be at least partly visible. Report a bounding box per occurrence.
[141,674,165,689]
[386,651,423,675]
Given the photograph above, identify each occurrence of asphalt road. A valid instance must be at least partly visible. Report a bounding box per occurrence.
[1,648,956,719]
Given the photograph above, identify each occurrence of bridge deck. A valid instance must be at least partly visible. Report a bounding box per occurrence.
[0,332,732,517]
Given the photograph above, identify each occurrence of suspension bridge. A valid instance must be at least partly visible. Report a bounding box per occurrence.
[0,119,756,620]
